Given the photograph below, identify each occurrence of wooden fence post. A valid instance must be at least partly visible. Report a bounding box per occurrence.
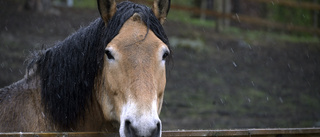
[214,0,231,32]
[314,0,319,28]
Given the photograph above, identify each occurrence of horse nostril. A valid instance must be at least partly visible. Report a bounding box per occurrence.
[125,120,137,137]
[125,119,161,137]
[125,119,131,126]
[151,121,161,137]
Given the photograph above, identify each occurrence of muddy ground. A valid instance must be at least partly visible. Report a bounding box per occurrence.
[1,0,320,130]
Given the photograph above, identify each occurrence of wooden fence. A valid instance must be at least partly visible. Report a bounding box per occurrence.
[131,0,319,35]
[1,128,320,137]
[167,0,320,35]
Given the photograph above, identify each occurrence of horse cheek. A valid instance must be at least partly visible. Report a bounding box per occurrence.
[156,67,166,114]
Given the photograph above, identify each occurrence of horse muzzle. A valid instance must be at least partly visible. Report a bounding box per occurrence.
[119,101,162,137]
[124,118,161,137]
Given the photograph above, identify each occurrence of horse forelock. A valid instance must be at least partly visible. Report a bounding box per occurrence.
[105,1,170,51]
[32,1,170,130]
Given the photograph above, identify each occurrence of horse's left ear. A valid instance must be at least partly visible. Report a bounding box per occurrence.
[152,0,171,24]
[97,0,117,25]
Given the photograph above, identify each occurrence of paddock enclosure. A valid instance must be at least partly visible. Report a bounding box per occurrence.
[1,128,320,137]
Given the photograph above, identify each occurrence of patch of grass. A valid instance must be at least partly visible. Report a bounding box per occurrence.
[168,10,216,28]
[223,26,320,44]
[73,0,96,9]
[300,94,319,108]
[169,36,206,52]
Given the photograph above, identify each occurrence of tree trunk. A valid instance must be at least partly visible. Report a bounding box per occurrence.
[200,0,207,21]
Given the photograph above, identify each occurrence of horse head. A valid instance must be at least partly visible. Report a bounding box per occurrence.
[96,0,171,137]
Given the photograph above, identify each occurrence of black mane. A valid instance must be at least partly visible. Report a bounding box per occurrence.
[30,1,170,129]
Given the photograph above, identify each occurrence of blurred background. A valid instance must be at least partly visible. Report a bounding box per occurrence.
[1,0,320,130]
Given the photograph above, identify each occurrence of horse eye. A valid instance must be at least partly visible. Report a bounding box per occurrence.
[162,51,169,60]
[105,50,115,60]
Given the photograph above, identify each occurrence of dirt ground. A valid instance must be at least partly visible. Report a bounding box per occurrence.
[1,1,320,130]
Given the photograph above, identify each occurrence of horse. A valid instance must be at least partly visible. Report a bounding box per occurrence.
[0,0,171,136]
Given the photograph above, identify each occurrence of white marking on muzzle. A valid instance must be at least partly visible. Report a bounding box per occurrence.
[119,100,161,137]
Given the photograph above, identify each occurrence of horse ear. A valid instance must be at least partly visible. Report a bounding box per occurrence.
[97,0,117,25]
[152,0,171,24]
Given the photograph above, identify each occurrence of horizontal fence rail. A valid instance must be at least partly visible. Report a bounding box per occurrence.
[1,128,319,137]
[246,0,320,11]
[163,128,320,137]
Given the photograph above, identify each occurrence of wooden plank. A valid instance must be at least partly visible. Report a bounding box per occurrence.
[163,129,249,136]
[0,132,118,137]
[1,128,319,137]
[248,128,320,135]
[246,0,320,11]
[162,128,320,137]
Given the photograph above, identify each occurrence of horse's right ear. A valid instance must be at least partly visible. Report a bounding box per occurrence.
[97,0,117,25]
[152,0,171,24]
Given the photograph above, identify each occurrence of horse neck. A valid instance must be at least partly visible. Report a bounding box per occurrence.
[0,72,40,99]
[0,73,47,131]
[67,74,119,132]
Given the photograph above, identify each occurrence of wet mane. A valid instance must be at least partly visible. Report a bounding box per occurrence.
[29,1,170,129]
